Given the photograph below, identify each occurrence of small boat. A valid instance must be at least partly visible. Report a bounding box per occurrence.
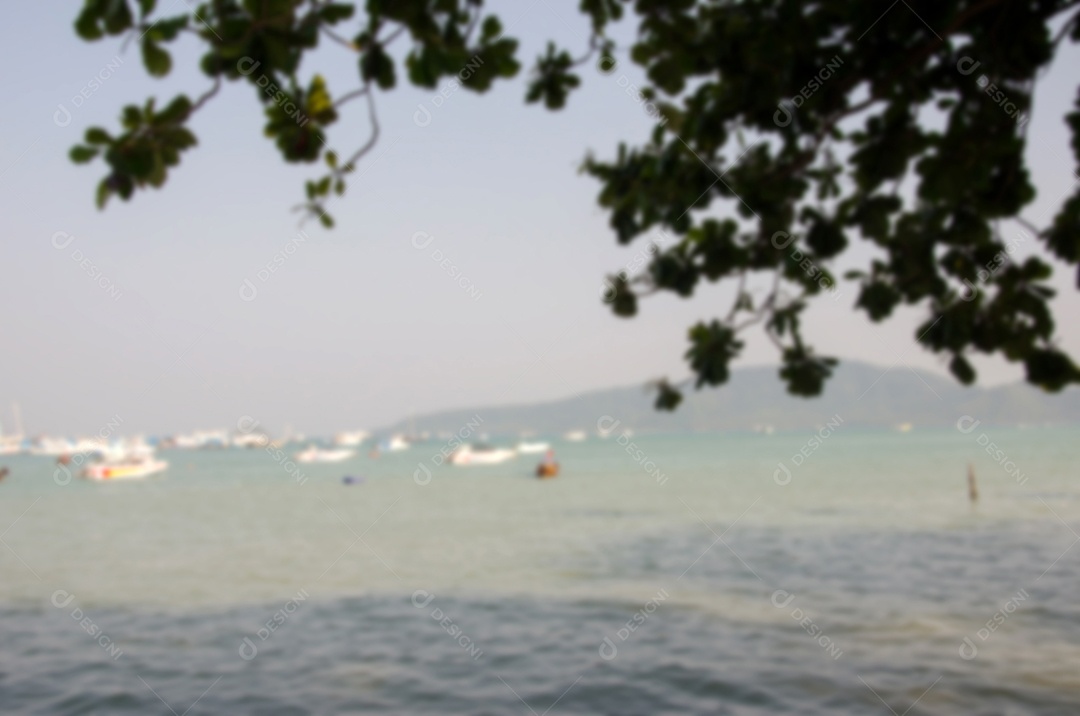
[334,430,370,447]
[232,432,270,448]
[30,437,79,456]
[381,435,410,452]
[563,430,587,442]
[295,446,356,463]
[171,429,229,449]
[448,445,517,466]
[536,462,559,478]
[83,455,168,481]
[536,449,559,479]
[516,441,550,454]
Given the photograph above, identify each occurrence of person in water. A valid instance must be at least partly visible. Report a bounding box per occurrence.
[537,450,559,477]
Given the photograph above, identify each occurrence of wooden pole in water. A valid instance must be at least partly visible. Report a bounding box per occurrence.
[967,463,979,503]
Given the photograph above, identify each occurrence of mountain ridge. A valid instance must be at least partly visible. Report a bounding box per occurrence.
[379,361,1080,436]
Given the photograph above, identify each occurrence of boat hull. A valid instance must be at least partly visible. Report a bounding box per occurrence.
[84,459,168,481]
[536,463,560,478]
[449,449,516,466]
[295,448,356,463]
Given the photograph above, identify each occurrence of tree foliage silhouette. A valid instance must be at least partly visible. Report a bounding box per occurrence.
[70,0,1080,406]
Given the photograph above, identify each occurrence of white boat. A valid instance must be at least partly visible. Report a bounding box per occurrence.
[382,435,410,452]
[67,439,152,469]
[30,437,78,456]
[448,445,517,466]
[232,432,270,448]
[83,455,168,481]
[172,429,229,449]
[295,445,356,463]
[563,430,587,442]
[516,441,550,454]
[334,430,370,447]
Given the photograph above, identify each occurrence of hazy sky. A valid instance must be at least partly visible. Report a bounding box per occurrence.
[2,2,1078,437]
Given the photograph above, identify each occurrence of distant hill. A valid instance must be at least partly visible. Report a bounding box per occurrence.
[379,361,1080,436]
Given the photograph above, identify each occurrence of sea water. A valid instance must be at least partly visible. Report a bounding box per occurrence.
[1,427,1077,714]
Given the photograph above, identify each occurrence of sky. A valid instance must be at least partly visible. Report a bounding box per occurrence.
[1,1,1078,437]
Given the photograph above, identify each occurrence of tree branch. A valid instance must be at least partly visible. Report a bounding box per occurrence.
[725,270,748,322]
[340,82,380,171]
[321,25,358,51]
[1015,216,1044,237]
[333,85,370,109]
[188,77,222,116]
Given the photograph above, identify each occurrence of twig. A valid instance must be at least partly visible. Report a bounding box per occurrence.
[340,82,380,171]
[1015,216,1043,237]
[321,25,357,51]
[725,270,748,322]
[188,77,222,115]
[379,25,407,46]
[570,35,601,67]
[333,85,370,109]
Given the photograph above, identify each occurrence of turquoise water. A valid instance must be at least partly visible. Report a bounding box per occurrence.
[1,428,1078,714]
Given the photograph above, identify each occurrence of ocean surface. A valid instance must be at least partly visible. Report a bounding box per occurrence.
[1,427,1078,715]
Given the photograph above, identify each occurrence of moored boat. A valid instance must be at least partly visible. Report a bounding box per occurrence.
[448,445,517,466]
[295,446,356,463]
[536,449,559,478]
[83,456,168,481]
[536,462,559,478]
[334,430,370,447]
[375,435,410,452]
